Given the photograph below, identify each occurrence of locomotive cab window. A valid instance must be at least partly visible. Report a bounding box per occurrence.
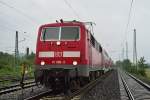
[61,27,79,40]
[41,27,79,41]
[41,27,59,40]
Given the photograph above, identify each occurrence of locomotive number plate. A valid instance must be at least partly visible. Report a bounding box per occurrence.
[54,52,63,57]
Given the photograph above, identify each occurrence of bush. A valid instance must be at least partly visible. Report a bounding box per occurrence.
[0,52,35,81]
[116,57,147,77]
[138,68,146,76]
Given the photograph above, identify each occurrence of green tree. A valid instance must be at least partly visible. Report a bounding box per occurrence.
[115,60,122,67]
[138,57,146,76]
[122,59,132,71]
[0,52,14,69]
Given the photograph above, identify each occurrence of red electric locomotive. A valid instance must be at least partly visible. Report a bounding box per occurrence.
[34,20,112,93]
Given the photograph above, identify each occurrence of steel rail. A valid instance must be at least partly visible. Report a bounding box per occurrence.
[25,70,113,100]
[0,80,35,91]
[66,75,105,100]
[24,90,52,100]
[127,72,150,91]
[0,81,36,95]
[67,70,113,100]
[120,74,135,100]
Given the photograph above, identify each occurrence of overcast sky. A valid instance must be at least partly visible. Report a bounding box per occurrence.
[0,0,150,63]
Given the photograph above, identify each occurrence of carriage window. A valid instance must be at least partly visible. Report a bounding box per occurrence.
[41,27,59,40]
[61,27,79,40]
[99,45,102,52]
[95,41,99,50]
[105,51,109,57]
[90,34,95,47]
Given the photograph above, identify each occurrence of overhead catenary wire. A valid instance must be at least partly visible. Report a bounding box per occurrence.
[0,1,35,40]
[0,1,40,54]
[63,0,81,20]
[0,10,35,36]
[124,0,134,40]
[0,23,32,41]
[121,0,134,60]
[122,0,134,44]
[63,0,96,36]
[0,0,39,25]
[121,0,134,42]
[0,24,16,32]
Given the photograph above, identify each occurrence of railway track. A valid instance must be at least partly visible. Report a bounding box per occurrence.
[0,80,36,95]
[119,70,150,100]
[25,70,113,100]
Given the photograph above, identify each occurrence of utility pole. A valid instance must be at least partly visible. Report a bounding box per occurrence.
[126,41,128,59]
[119,53,121,61]
[122,47,124,61]
[15,31,19,67]
[133,29,137,69]
[26,47,29,56]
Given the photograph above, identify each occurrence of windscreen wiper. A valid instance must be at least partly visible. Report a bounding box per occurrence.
[43,28,46,42]
[74,33,78,41]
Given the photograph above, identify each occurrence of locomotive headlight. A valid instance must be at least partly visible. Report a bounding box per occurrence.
[41,61,45,65]
[25,70,28,74]
[56,41,60,45]
[73,61,77,65]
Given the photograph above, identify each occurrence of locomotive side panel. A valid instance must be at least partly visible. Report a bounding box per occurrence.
[91,47,103,67]
[88,32,103,69]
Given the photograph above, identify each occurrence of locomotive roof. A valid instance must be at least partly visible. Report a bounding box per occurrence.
[40,20,96,28]
[40,21,85,27]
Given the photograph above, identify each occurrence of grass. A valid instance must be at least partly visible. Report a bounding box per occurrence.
[0,67,21,79]
[133,73,150,85]
[0,52,35,87]
[145,68,150,78]
[0,67,20,87]
[0,65,34,88]
[131,68,150,85]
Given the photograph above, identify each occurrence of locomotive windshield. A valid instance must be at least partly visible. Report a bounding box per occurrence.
[42,27,60,40]
[41,27,79,41]
[61,27,79,40]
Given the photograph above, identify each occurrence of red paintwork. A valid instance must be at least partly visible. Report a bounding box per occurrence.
[35,21,112,68]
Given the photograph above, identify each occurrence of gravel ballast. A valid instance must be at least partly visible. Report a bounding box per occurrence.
[81,70,121,100]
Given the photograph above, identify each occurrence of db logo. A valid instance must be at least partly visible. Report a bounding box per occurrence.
[54,52,63,57]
